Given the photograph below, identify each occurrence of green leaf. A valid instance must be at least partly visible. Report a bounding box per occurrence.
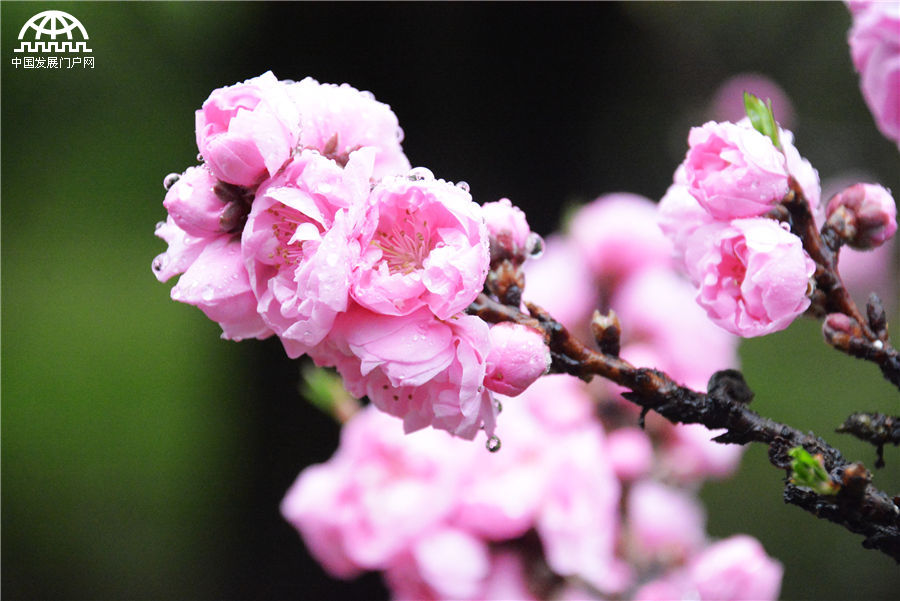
[788,447,839,495]
[743,91,782,150]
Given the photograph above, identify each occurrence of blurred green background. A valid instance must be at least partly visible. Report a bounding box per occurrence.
[2,2,898,599]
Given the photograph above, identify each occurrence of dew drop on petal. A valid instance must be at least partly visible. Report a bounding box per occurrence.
[196,153,204,162]
[155,221,166,231]
[407,167,434,182]
[151,256,164,272]
[163,173,181,190]
[486,435,502,453]
[526,233,545,258]
[494,400,503,414]
[395,126,405,142]
[201,286,215,302]
[456,181,471,193]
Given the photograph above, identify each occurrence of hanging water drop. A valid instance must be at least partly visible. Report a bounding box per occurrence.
[526,232,545,259]
[407,167,434,182]
[151,257,164,272]
[494,400,503,414]
[196,153,204,162]
[485,435,502,453]
[456,181,471,193]
[155,221,166,231]
[163,173,181,190]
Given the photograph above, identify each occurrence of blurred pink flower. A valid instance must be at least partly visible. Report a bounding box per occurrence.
[848,1,900,146]
[684,121,789,220]
[353,173,489,320]
[522,234,596,330]
[687,535,783,601]
[606,427,654,481]
[709,73,795,129]
[569,193,674,288]
[288,77,411,178]
[484,323,551,397]
[683,218,815,337]
[195,71,301,187]
[627,480,707,562]
[241,148,375,358]
[280,407,466,577]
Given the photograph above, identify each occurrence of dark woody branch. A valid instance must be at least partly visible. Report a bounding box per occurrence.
[467,292,900,562]
[780,177,900,390]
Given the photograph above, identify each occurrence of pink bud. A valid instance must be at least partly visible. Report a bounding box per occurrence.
[484,323,551,397]
[482,198,538,263]
[163,166,244,236]
[826,183,897,249]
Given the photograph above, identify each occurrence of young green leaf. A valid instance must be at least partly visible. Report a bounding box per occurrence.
[743,91,782,150]
[788,447,839,495]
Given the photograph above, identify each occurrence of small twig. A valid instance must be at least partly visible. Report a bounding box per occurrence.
[838,412,900,468]
[467,293,900,561]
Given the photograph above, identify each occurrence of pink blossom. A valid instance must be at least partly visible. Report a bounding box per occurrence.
[482,198,537,262]
[241,148,375,358]
[627,480,707,562]
[683,218,815,337]
[569,193,674,287]
[777,123,821,213]
[687,535,783,601]
[484,323,551,397]
[288,77,410,178]
[849,1,900,146]
[315,303,497,439]
[522,235,596,330]
[352,173,489,320]
[152,218,271,341]
[684,121,789,220]
[195,71,301,187]
[391,528,491,600]
[280,407,465,576]
[826,182,897,249]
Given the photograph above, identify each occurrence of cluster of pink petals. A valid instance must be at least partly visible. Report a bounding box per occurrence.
[848,1,900,148]
[660,118,820,338]
[155,72,554,440]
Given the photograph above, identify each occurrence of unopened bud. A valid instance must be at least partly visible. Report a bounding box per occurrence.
[591,309,621,356]
[826,183,897,249]
[484,323,551,397]
[483,198,534,265]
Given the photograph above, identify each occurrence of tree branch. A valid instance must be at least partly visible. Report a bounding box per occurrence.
[467,293,900,561]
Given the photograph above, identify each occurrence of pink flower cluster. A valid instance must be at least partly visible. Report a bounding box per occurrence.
[282,194,782,599]
[659,119,819,337]
[153,73,550,439]
[848,1,900,148]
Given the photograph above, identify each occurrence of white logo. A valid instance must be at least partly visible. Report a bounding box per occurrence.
[14,10,92,54]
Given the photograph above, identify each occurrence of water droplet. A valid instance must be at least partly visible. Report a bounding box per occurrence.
[485,435,502,453]
[526,233,544,258]
[407,167,434,182]
[196,153,204,162]
[155,221,166,231]
[494,400,503,414]
[163,173,181,191]
[395,126,405,142]
[456,181,470,193]
[873,340,884,350]
[201,286,215,302]
[151,257,164,272]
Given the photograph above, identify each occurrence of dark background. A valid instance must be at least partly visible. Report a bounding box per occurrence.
[3,2,899,599]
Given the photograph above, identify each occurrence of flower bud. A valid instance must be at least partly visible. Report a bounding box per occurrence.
[482,198,536,265]
[484,323,551,397]
[163,166,237,236]
[826,183,897,249]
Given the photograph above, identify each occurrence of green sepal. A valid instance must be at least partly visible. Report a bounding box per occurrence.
[743,91,782,150]
[788,447,839,495]
[300,364,350,417]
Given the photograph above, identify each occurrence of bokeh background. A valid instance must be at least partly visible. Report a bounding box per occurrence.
[3,2,899,599]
